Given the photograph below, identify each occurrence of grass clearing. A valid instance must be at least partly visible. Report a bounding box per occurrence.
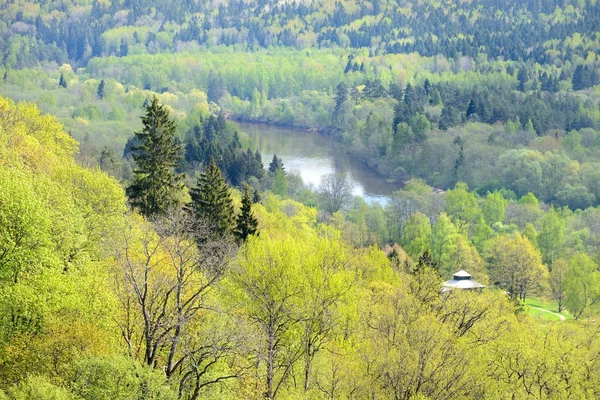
[523,297,573,321]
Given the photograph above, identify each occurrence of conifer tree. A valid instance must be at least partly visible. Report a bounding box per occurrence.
[59,72,67,88]
[97,79,105,100]
[268,154,284,174]
[234,185,259,242]
[190,158,234,236]
[127,96,184,216]
[517,68,528,92]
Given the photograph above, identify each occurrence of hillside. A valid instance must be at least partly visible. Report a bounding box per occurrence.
[0,94,599,399]
[1,0,599,66]
[2,1,600,398]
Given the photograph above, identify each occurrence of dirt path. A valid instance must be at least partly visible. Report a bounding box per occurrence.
[529,306,566,321]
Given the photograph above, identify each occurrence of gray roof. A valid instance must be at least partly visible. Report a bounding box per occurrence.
[442,270,485,291]
[453,270,471,278]
[442,279,485,290]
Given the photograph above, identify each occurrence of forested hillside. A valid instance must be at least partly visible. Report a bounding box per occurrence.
[1,0,600,209]
[1,94,600,399]
[2,0,600,398]
[1,0,599,66]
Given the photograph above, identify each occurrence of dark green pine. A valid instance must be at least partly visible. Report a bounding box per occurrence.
[126,95,184,217]
[234,185,259,242]
[190,158,234,236]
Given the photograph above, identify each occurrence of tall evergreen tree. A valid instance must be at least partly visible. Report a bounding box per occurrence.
[234,185,259,242]
[126,96,184,216]
[517,68,528,92]
[59,72,67,88]
[190,158,234,236]
[332,83,348,128]
[97,79,105,100]
[268,154,284,174]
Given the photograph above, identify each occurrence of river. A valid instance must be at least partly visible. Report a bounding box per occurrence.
[238,122,402,206]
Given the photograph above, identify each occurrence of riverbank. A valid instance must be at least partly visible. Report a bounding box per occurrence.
[234,120,404,205]
[228,116,406,187]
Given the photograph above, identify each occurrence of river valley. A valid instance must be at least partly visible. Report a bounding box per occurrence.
[238,122,402,206]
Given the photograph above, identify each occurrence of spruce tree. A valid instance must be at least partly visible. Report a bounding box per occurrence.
[517,68,527,92]
[97,79,105,100]
[190,158,234,236]
[234,185,259,242]
[268,154,284,174]
[126,96,184,217]
[59,72,67,88]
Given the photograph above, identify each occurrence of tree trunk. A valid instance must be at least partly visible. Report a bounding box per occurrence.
[266,326,275,399]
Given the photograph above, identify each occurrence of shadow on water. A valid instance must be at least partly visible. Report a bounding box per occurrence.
[238,122,403,206]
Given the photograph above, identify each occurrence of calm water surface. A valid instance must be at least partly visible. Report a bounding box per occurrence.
[238,122,402,206]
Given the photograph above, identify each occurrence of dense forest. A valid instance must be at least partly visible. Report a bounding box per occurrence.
[1,0,600,398]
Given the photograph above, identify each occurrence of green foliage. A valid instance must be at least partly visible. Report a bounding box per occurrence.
[401,212,431,258]
[484,233,548,301]
[565,253,600,319]
[70,356,176,400]
[234,185,259,242]
[190,158,234,236]
[482,191,507,225]
[5,376,73,400]
[97,79,105,101]
[72,104,102,122]
[126,96,184,216]
[538,208,565,265]
[272,167,288,197]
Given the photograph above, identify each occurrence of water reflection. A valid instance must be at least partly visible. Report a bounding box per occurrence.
[238,122,402,206]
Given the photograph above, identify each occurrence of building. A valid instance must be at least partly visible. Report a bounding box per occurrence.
[441,270,485,292]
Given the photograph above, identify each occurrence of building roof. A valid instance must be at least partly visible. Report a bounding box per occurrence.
[442,270,485,292]
[453,270,471,278]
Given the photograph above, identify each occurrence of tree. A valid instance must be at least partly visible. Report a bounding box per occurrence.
[230,236,306,400]
[409,114,430,142]
[522,223,538,247]
[550,258,568,313]
[119,38,129,56]
[207,70,226,103]
[97,79,105,100]
[401,212,432,258]
[466,98,477,119]
[430,213,458,277]
[482,192,507,225]
[517,68,528,92]
[572,65,592,91]
[444,182,480,227]
[126,96,184,217]
[538,208,565,266]
[318,173,353,214]
[59,72,67,88]
[114,211,240,398]
[484,234,548,301]
[332,83,348,128]
[272,167,288,197]
[430,88,442,106]
[234,185,259,242]
[268,154,284,174]
[190,158,234,236]
[564,253,600,319]
[98,146,120,178]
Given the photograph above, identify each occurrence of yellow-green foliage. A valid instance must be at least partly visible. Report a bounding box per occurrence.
[1,96,600,399]
[0,96,126,386]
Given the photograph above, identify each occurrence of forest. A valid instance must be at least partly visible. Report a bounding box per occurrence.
[1,0,600,398]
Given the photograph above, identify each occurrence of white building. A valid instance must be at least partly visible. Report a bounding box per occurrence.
[442,270,485,292]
